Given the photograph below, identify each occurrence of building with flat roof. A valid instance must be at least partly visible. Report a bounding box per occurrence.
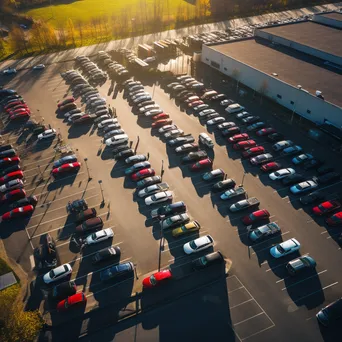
[313,11,342,29]
[201,15,342,133]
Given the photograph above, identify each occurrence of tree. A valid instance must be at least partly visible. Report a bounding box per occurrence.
[67,18,76,46]
[9,27,29,54]
[0,284,43,342]
[76,20,84,46]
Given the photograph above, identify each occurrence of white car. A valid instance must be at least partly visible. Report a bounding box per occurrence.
[64,108,82,118]
[33,64,45,70]
[85,228,114,245]
[225,103,245,114]
[236,111,250,120]
[269,168,295,180]
[94,114,111,124]
[164,129,184,139]
[183,235,214,254]
[145,109,163,117]
[90,99,106,107]
[193,104,209,112]
[2,67,17,75]
[290,180,318,194]
[167,82,180,88]
[145,191,173,206]
[133,95,152,104]
[272,140,294,151]
[0,179,24,193]
[68,113,82,122]
[131,92,149,101]
[98,118,118,129]
[198,109,216,118]
[37,129,57,140]
[43,263,72,284]
[270,238,301,258]
[161,213,190,229]
[206,117,225,126]
[158,124,177,134]
[139,104,160,114]
[138,183,169,198]
[125,155,147,164]
[218,122,235,130]
[220,99,234,106]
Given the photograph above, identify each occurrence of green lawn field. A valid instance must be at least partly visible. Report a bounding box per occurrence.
[23,0,199,27]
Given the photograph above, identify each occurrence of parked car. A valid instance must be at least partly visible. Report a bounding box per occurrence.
[151,201,186,219]
[9,196,38,209]
[182,150,207,164]
[269,168,295,180]
[250,153,273,165]
[228,133,249,143]
[260,162,282,173]
[0,171,24,185]
[172,221,201,238]
[192,251,224,269]
[325,212,342,226]
[316,298,342,327]
[190,158,212,171]
[51,281,77,301]
[249,222,281,242]
[0,188,26,204]
[229,197,259,212]
[202,169,224,181]
[282,174,305,186]
[142,269,172,288]
[175,143,199,154]
[286,256,316,276]
[272,140,294,151]
[100,262,134,281]
[246,122,265,131]
[84,228,114,245]
[92,246,121,264]
[233,140,257,151]
[57,292,87,312]
[37,129,56,140]
[0,149,16,158]
[183,235,214,254]
[282,145,302,156]
[75,217,103,234]
[312,200,341,216]
[290,180,318,194]
[242,209,270,225]
[43,263,72,284]
[1,205,34,221]
[220,187,246,200]
[75,208,97,223]
[145,191,173,206]
[300,191,325,205]
[256,128,276,137]
[131,168,155,181]
[218,122,236,130]
[125,161,151,175]
[52,162,81,176]
[161,213,190,230]
[225,103,245,114]
[222,127,241,137]
[212,179,236,192]
[270,238,301,258]
[138,183,169,198]
[53,155,77,168]
[136,176,162,189]
[292,153,313,165]
[0,179,24,193]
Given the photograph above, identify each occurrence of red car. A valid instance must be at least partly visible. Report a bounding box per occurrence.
[188,100,204,108]
[8,107,31,115]
[57,97,75,108]
[312,200,341,216]
[131,168,155,181]
[242,146,265,158]
[0,157,20,168]
[256,128,276,137]
[142,269,172,288]
[260,162,282,173]
[242,209,270,225]
[57,292,87,312]
[152,113,170,121]
[1,205,34,221]
[228,133,249,143]
[10,112,30,120]
[232,140,256,151]
[151,119,172,128]
[0,171,24,185]
[52,162,81,176]
[4,101,25,111]
[190,158,213,171]
[326,212,342,226]
[6,104,29,113]
[0,188,26,204]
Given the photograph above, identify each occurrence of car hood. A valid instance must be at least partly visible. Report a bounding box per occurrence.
[270,246,281,258]
[43,273,52,283]
[183,242,193,254]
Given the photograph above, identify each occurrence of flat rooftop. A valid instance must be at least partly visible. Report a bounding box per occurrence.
[318,12,342,22]
[259,21,342,58]
[209,38,342,108]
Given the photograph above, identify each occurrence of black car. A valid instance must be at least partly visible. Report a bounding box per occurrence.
[316,298,342,327]
[267,133,285,142]
[221,127,240,137]
[168,136,195,147]
[211,94,227,101]
[112,145,130,155]
[136,176,162,189]
[212,179,236,192]
[75,217,103,234]
[282,174,305,186]
[192,251,224,269]
[34,233,57,269]
[75,208,97,223]
[9,195,38,209]
[299,191,325,205]
[0,149,16,158]
[317,172,340,184]
[182,150,208,164]
[137,100,155,108]
[0,145,13,153]
[242,116,260,124]
[317,166,334,175]
[114,149,135,160]
[51,281,77,301]
[92,246,121,264]
[0,164,21,177]
[303,159,324,170]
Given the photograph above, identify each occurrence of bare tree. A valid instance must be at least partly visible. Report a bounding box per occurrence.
[75,20,83,45]
[9,26,29,53]
[67,18,76,46]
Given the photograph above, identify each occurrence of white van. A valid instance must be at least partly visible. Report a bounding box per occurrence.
[201,90,218,100]
[225,103,245,114]
[105,134,129,147]
[199,133,214,149]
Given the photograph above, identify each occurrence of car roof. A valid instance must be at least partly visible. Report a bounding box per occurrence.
[281,239,299,249]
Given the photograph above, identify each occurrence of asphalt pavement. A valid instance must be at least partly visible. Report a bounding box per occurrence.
[1,54,342,342]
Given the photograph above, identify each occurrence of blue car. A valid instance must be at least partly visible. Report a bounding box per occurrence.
[100,262,134,281]
[53,155,77,168]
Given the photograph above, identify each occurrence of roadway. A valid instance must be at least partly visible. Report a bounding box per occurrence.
[1,58,341,342]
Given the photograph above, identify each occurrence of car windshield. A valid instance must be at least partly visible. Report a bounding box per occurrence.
[49,270,55,278]
[149,274,157,285]
[189,241,197,249]
[276,245,286,254]
[200,256,208,265]
[249,213,256,220]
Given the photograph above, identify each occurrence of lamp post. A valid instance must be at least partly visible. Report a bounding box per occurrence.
[98,180,104,204]
[84,158,92,181]
[37,164,43,178]
[161,160,164,180]
[240,171,247,187]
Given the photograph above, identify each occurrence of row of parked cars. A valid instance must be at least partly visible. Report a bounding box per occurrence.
[96,51,130,81]
[0,88,31,121]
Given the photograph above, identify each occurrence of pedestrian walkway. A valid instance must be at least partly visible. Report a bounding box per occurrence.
[1,2,341,70]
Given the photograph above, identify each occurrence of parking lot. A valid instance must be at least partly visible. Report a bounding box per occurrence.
[1,50,342,342]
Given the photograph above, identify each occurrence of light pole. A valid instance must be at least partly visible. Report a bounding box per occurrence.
[37,164,43,178]
[84,158,92,181]
[98,180,104,204]
[161,160,164,180]
[240,171,247,187]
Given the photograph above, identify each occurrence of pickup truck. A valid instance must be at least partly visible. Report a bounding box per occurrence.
[220,187,246,200]
[229,197,259,212]
[248,222,281,242]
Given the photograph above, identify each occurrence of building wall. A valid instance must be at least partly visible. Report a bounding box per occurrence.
[255,28,342,66]
[313,14,342,29]
[201,44,342,129]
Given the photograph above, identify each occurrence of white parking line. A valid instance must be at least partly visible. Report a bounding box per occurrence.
[281,270,327,291]
[251,232,290,255]
[230,298,254,310]
[233,312,264,327]
[228,286,244,294]
[265,253,309,272]
[22,154,57,167]
[242,325,275,341]
[294,282,338,303]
